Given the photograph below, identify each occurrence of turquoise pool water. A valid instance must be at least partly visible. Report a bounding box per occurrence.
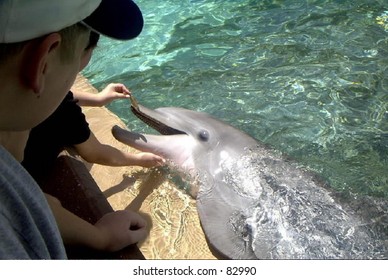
[82,0,388,198]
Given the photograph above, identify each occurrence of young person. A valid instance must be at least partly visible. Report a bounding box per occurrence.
[0,0,147,259]
[23,31,165,184]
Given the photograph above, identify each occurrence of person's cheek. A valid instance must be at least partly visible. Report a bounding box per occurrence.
[79,50,93,71]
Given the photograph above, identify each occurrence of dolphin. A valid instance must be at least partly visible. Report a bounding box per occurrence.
[112,103,387,259]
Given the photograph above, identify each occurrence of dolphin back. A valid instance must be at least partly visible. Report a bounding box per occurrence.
[196,145,386,259]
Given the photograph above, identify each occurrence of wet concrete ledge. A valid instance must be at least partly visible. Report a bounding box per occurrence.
[40,75,144,259]
[53,74,216,260]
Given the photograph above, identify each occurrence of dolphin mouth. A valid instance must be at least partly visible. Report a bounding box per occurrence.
[130,105,187,136]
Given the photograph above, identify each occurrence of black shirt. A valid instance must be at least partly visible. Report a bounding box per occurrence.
[22,91,91,182]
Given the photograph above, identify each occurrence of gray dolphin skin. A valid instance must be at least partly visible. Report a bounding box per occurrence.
[112,103,387,259]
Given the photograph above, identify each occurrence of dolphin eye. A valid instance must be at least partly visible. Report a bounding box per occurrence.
[198,130,209,141]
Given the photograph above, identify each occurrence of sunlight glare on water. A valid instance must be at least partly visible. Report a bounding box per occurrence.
[83,0,388,198]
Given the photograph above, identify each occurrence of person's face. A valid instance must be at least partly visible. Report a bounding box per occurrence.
[80,46,94,71]
[33,30,91,125]
[80,32,100,70]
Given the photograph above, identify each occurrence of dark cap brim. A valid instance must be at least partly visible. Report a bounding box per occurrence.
[82,0,143,40]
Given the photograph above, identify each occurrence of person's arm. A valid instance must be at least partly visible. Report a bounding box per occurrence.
[45,194,147,252]
[72,83,131,107]
[75,132,165,168]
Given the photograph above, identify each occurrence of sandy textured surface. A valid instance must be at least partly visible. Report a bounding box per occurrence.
[72,75,216,259]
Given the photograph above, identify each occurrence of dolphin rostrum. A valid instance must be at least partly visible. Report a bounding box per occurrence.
[112,103,387,259]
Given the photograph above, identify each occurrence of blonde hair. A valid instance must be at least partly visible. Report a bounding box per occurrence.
[57,23,89,61]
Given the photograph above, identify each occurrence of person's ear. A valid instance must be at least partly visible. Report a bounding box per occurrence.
[23,33,62,95]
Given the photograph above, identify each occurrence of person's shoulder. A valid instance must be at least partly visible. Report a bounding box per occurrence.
[0,145,26,177]
[0,145,66,259]
[61,91,78,106]
[50,90,82,120]
[66,91,75,101]
[0,145,44,203]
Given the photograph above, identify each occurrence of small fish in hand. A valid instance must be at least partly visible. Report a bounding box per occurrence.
[130,94,139,110]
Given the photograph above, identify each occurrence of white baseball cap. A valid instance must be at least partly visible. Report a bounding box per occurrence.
[0,0,144,43]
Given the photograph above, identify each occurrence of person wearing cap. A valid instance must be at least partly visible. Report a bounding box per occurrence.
[0,0,148,259]
[22,31,165,184]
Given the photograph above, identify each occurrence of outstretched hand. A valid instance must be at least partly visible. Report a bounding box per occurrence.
[97,83,131,106]
[94,210,147,252]
[134,152,166,168]
[72,83,132,107]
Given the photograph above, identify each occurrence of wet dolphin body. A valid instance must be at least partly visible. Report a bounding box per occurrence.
[112,104,386,259]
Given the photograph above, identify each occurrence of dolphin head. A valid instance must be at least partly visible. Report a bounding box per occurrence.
[112,104,257,185]
[112,103,260,258]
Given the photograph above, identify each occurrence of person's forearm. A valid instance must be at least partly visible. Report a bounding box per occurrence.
[75,133,149,166]
[71,83,131,107]
[75,133,165,168]
[45,194,107,250]
[45,194,148,252]
[71,89,102,107]
[79,143,144,166]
